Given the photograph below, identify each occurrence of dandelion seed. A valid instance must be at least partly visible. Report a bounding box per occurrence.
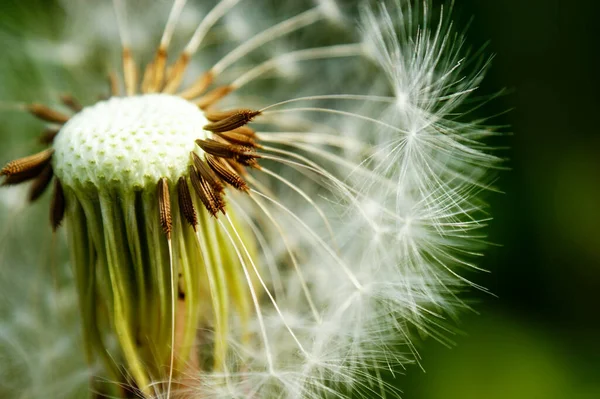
[0,0,502,398]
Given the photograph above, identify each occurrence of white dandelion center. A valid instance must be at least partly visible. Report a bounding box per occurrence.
[52,94,208,189]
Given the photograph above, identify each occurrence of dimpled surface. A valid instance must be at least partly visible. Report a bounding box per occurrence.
[53,94,208,190]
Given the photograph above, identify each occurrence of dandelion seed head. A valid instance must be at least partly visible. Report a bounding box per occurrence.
[0,0,504,397]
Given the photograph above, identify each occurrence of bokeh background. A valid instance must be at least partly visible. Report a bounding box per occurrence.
[1,0,598,398]
[401,1,600,398]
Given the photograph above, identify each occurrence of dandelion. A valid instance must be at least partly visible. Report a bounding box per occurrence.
[0,0,502,398]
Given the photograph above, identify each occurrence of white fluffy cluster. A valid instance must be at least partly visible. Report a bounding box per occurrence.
[198,3,499,399]
[0,1,501,398]
[176,2,499,398]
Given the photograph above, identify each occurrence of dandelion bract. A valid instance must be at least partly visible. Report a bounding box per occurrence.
[0,0,502,398]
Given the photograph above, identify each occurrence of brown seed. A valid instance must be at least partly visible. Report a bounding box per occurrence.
[122,47,138,96]
[157,178,172,238]
[195,86,233,109]
[214,130,257,147]
[203,114,257,139]
[27,104,70,124]
[231,126,257,138]
[108,71,119,97]
[177,176,197,229]
[225,159,247,176]
[176,69,213,98]
[1,149,54,185]
[204,109,240,122]
[50,179,65,231]
[206,154,248,192]
[237,156,261,169]
[143,47,169,93]
[191,152,224,193]
[189,165,224,216]
[203,110,260,133]
[39,127,61,145]
[163,52,193,94]
[60,94,83,112]
[141,59,156,93]
[29,164,54,202]
[195,138,253,160]
[152,47,168,92]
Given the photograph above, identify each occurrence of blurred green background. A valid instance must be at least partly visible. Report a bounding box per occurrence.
[1,0,599,398]
[401,1,600,398]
